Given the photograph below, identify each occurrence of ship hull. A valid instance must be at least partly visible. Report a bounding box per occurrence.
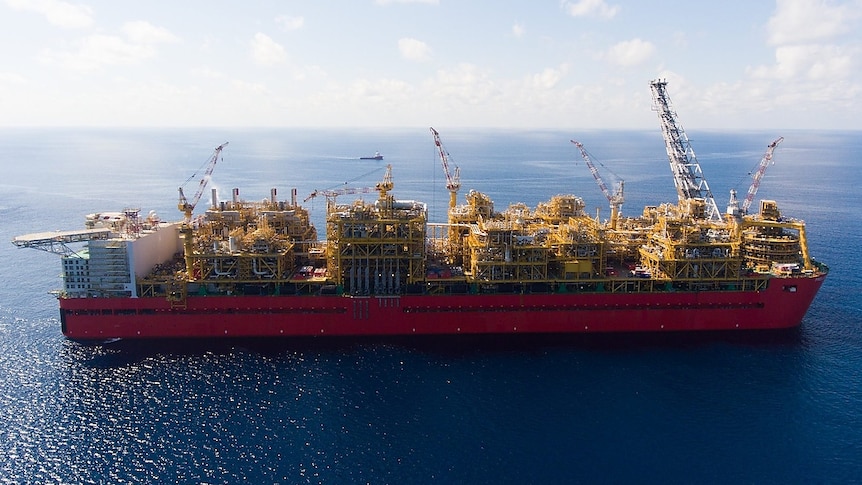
[58,275,825,340]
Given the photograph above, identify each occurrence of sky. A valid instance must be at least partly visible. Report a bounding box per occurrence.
[1,0,860,130]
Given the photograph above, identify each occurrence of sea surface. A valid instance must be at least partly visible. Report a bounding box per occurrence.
[0,128,860,483]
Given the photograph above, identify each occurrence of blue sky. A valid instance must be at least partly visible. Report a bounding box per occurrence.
[1,0,860,129]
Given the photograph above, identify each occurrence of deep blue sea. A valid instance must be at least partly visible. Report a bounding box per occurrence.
[0,128,860,483]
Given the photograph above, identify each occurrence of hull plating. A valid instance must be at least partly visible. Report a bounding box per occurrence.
[59,275,825,340]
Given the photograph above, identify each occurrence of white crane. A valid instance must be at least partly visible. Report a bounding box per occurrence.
[178,142,228,221]
[304,186,375,203]
[430,127,461,210]
[649,79,721,221]
[177,142,228,280]
[571,140,624,229]
[304,186,376,204]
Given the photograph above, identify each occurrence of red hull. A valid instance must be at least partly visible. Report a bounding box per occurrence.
[58,275,825,340]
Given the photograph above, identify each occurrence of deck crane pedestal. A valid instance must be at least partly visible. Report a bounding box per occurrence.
[571,140,624,230]
[649,80,721,221]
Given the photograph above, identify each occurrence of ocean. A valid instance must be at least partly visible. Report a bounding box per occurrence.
[0,128,859,483]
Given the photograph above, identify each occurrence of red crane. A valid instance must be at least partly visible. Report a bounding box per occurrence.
[741,137,783,214]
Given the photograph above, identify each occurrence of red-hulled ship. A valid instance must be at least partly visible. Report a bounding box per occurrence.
[13,81,827,340]
[53,276,824,340]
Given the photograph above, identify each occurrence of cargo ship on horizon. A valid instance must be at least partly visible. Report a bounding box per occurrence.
[13,81,827,341]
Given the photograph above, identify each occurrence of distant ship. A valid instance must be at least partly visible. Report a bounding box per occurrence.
[12,80,827,341]
[360,151,383,160]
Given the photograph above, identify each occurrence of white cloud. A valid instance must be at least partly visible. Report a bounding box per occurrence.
[749,44,854,80]
[605,38,655,66]
[291,64,327,82]
[562,0,620,19]
[0,71,27,84]
[192,66,225,79]
[276,15,304,31]
[4,0,860,129]
[767,0,858,45]
[512,23,526,38]
[5,0,93,28]
[61,34,156,68]
[39,37,143,70]
[430,63,497,105]
[749,0,860,88]
[349,78,413,103]
[232,79,269,94]
[38,21,180,71]
[123,21,180,44]
[530,65,567,89]
[398,38,432,62]
[251,33,287,66]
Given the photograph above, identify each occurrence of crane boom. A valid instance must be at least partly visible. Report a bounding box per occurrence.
[649,79,721,221]
[178,142,229,221]
[742,136,783,214]
[304,186,375,203]
[571,140,624,229]
[429,127,461,209]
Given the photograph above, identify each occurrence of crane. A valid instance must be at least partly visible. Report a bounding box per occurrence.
[177,142,227,280]
[571,140,625,229]
[741,136,783,215]
[178,142,228,221]
[649,79,721,221]
[305,164,392,208]
[304,186,376,203]
[429,127,461,210]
